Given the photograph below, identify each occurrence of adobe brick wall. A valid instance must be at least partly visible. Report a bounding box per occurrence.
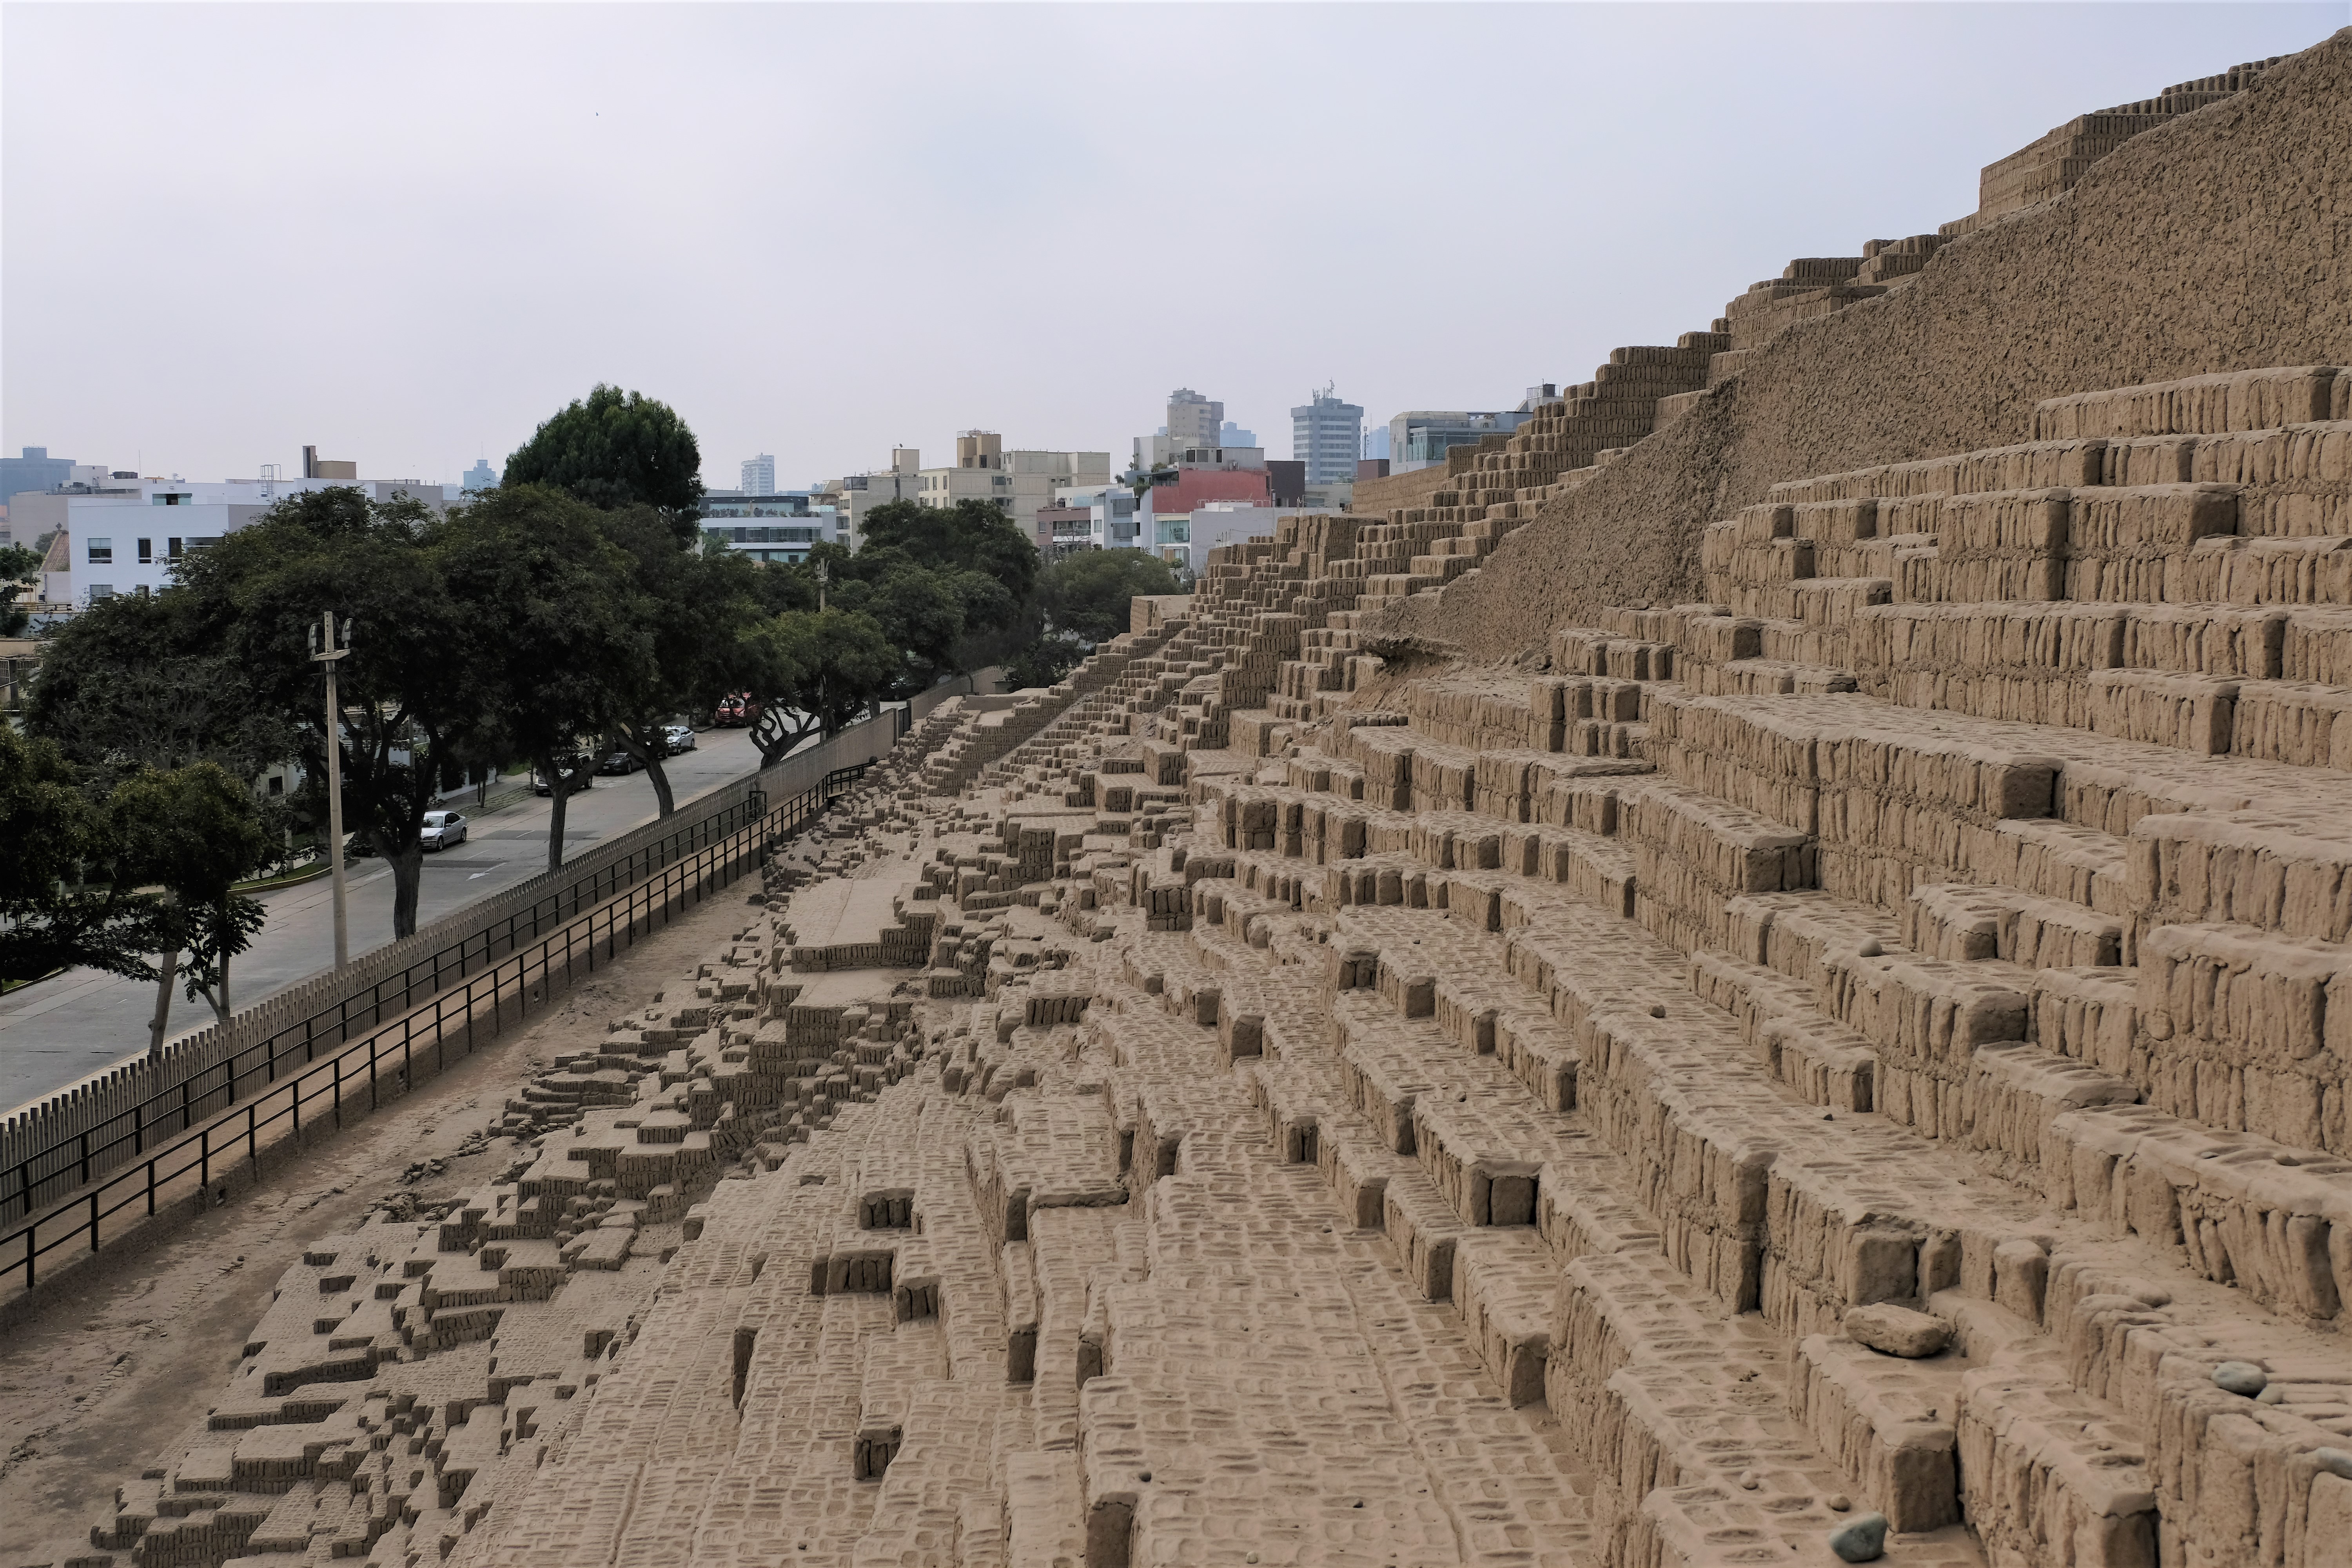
[1348,460,1455,517]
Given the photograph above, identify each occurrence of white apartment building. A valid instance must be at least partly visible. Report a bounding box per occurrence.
[52,476,448,607]
[1155,500,1289,577]
[740,454,777,494]
[1038,483,1143,554]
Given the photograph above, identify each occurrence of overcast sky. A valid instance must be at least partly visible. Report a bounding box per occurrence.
[3,2,2340,490]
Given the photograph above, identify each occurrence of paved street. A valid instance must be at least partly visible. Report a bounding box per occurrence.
[0,728,768,1114]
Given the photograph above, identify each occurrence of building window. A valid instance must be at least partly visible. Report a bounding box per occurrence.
[89,584,114,600]
[169,537,183,558]
[268,776,284,796]
[138,538,153,563]
[88,537,113,563]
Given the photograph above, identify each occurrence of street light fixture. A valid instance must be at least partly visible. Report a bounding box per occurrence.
[308,610,354,971]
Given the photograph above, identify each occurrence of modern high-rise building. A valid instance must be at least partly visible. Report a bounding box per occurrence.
[741,454,776,494]
[461,458,499,494]
[1290,385,1363,486]
[1220,419,1258,449]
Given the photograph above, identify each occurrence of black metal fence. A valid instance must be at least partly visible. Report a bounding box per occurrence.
[0,693,964,1221]
[1,762,866,1298]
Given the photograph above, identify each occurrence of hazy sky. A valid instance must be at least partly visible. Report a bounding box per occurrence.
[3,2,2341,490]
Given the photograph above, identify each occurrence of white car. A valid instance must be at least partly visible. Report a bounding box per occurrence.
[420,810,469,851]
[663,724,697,754]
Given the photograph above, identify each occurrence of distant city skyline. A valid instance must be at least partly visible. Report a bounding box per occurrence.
[5,4,2337,491]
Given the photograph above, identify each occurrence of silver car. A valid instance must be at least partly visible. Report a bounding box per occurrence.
[662,724,697,754]
[420,809,469,851]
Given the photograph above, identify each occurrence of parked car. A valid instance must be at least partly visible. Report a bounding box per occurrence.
[420,810,469,851]
[531,758,595,796]
[662,723,697,754]
[597,748,641,775]
[711,692,762,727]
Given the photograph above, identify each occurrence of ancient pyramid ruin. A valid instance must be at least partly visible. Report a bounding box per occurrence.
[60,31,2352,1568]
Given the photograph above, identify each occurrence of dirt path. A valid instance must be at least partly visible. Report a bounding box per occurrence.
[0,884,759,1568]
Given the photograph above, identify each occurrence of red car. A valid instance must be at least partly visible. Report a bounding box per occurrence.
[712,692,763,727]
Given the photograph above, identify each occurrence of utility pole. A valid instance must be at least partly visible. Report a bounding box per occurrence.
[309,610,354,971]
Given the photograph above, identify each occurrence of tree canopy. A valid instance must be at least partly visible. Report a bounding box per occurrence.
[25,589,295,786]
[109,761,270,1040]
[858,497,1040,607]
[1037,549,1182,645]
[744,607,902,764]
[826,499,1040,678]
[438,485,655,870]
[595,505,768,816]
[0,725,158,986]
[503,385,705,541]
[0,542,41,637]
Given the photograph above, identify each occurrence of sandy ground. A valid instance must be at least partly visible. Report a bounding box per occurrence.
[0,880,760,1568]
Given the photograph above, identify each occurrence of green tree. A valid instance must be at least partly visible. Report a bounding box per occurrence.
[173,485,485,939]
[1000,634,1083,691]
[0,725,159,987]
[801,542,962,693]
[25,589,296,785]
[0,543,41,637]
[503,385,706,543]
[1036,549,1182,645]
[439,485,654,871]
[593,505,767,817]
[828,499,1042,678]
[858,497,1039,606]
[743,608,899,766]
[109,763,269,1048]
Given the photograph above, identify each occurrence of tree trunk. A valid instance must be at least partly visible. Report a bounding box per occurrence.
[618,728,675,818]
[542,753,570,873]
[148,946,179,1059]
[390,840,423,939]
[211,942,232,1024]
[751,710,816,768]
